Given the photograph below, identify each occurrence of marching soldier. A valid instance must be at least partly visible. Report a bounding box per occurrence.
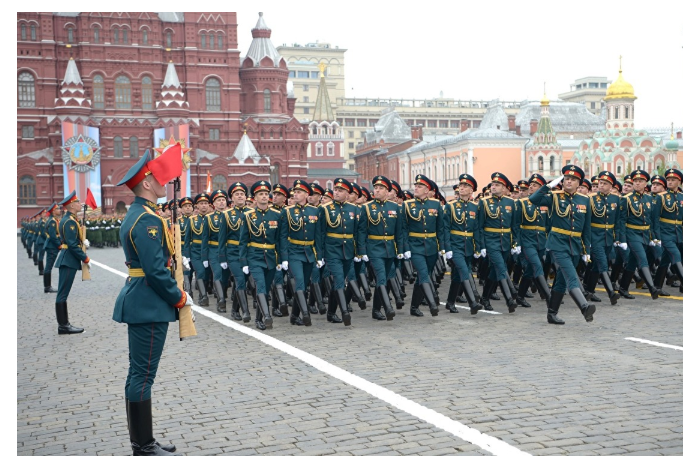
[307,183,328,315]
[443,174,483,314]
[279,180,325,326]
[43,203,61,293]
[202,189,231,313]
[477,173,519,313]
[529,165,594,324]
[270,183,290,317]
[239,181,281,330]
[35,208,49,275]
[617,169,661,299]
[653,169,683,293]
[54,191,90,334]
[219,183,251,321]
[183,193,212,306]
[113,150,191,456]
[177,197,194,295]
[583,171,624,305]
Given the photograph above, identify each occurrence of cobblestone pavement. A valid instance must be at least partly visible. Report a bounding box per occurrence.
[17,241,683,456]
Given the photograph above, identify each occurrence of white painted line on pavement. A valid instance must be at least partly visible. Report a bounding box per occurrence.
[625,337,683,351]
[440,302,502,315]
[91,258,529,457]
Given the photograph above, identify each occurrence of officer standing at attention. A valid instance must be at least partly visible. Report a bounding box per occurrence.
[36,208,49,276]
[219,183,251,321]
[529,165,594,324]
[202,189,230,313]
[113,150,192,456]
[583,171,625,305]
[54,191,91,334]
[617,169,661,299]
[43,203,61,294]
[477,173,520,313]
[279,180,325,326]
[178,197,194,294]
[239,181,281,330]
[183,193,211,306]
[653,169,683,292]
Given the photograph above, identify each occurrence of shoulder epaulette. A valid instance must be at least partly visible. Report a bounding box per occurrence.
[502,196,514,200]
[345,202,357,209]
[552,190,564,195]
[404,199,416,204]
[481,196,492,201]
[518,197,529,203]
[269,207,280,214]
[575,193,589,198]
[447,199,459,205]
[588,192,597,197]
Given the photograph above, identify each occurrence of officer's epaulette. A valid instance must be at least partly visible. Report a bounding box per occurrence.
[447,199,459,205]
[518,197,529,203]
[268,207,280,214]
[551,190,564,195]
[575,193,589,198]
[243,207,254,213]
[502,196,514,200]
[404,199,416,204]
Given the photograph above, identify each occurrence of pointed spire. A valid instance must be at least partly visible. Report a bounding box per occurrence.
[62,57,83,86]
[55,57,90,114]
[312,63,334,122]
[156,61,189,115]
[540,82,549,107]
[245,12,282,66]
[232,132,261,163]
[254,12,270,31]
[163,60,181,88]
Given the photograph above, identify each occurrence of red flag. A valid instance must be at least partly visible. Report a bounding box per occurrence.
[148,143,183,186]
[206,170,212,193]
[85,188,98,210]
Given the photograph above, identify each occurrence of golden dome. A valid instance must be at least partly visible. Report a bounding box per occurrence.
[605,66,636,101]
[541,92,549,107]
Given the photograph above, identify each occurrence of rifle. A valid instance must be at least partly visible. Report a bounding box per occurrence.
[171,177,197,340]
[81,204,91,281]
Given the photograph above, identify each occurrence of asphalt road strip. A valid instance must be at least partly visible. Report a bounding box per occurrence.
[625,337,683,351]
[629,291,683,300]
[90,259,529,456]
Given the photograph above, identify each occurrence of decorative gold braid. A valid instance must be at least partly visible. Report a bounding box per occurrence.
[245,211,265,238]
[661,194,678,213]
[520,199,539,223]
[207,212,220,233]
[365,203,383,225]
[450,203,466,225]
[483,198,501,219]
[287,207,304,232]
[324,204,342,228]
[190,215,203,236]
[628,194,644,218]
[553,193,571,218]
[591,195,607,218]
[226,209,242,231]
[405,200,424,221]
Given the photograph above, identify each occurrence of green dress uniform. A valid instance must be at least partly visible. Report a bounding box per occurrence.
[219,200,250,319]
[54,192,89,334]
[270,185,290,318]
[42,205,61,293]
[36,214,47,274]
[528,165,595,324]
[279,180,325,326]
[653,169,683,291]
[183,194,210,306]
[201,197,230,313]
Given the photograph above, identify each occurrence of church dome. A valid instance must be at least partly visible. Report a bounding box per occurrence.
[605,68,636,101]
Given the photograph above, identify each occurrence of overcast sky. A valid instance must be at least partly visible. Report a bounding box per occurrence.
[235,1,683,129]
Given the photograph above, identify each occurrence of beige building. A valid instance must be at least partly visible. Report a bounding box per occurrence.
[276,41,346,121]
[558,76,611,116]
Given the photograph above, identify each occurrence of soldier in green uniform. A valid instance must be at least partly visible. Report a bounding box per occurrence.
[583,171,625,305]
[239,181,281,330]
[113,150,191,456]
[653,169,683,292]
[183,193,211,306]
[202,189,231,313]
[219,183,251,321]
[54,191,90,334]
[617,169,661,299]
[529,165,595,324]
[35,208,49,276]
[270,183,290,317]
[177,197,194,296]
[477,173,520,313]
[43,203,61,293]
[443,174,483,314]
[28,212,38,263]
[279,180,325,326]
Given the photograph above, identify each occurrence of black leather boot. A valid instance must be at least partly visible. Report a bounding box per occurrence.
[126,398,176,453]
[55,302,84,334]
[469,274,482,303]
[272,282,288,316]
[257,293,272,329]
[639,266,659,299]
[584,271,602,302]
[388,277,405,309]
[379,284,395,320]
[455,282,467,303]
[547,290,565,325]
[237,290,251,322]
[421,282,439,316]
[310,282,327,315]
[214,280,226,313]
[372,288,386,320]
[569,287,595,322]
[358,272,372,301]
[409,284,424,317]
[33,251,38,265]
[128,399,180,456]
[618,270,635,299]
[445,281,459,313]
[534,275,551,303]
[515,277,532,307]
[652,265,671,296]
[326,290,343,323]
[600,271,620,305]
[499,279,517,313]
[481,278,495,311]
[673,262,683,293]
[336,288,351,326]
[38,260,44,276]
[294,290,312,326]
[196,279,209,306]
[44,272,57,293]
[348,279,367,310]
[462,281,483,315]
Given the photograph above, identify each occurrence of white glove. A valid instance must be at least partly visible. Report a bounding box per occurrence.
[203,260,209,268]
[619,243,627,250]
[316,259,325,268]
[582,254,591,264]
[354,257,361,263]
[397,253,404,259]
[105,227,110,231]
[654,239,662,246]
[480,249,487,258]
[242,266,249,274]
[182,257,191,270]
[474,252,481,259]
[649,240,655,247]
[220,262,228,270]
[445,251,453,260]
[404,251,412,260]
[281,261,288,271]
[511,246,521,255]
[276,264,283,271]
[361,255,369,262]
[83,239,90,248]
[547,175,564,188]
[184,292,193,306]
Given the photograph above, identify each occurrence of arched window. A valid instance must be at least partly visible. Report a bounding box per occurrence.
[67,27,74,44]
[141,76,152,110]
[115,75,131,109]
[115,201,127,214]
[538,155,544,171]
[30,24,36,41]
[212,175,227,192]
[166,31,172,48]
[614,106,619,120]
[206,78,221,111]
[625,106,629,119]
[113,136,123,158]
[113,28,119,44]
[316,142,323,156]
[18,72,35,107]
[21,24,26,40]
[92,74,104,109]
[636,162,642,171]
[327,142,335,156]
[122,28,128,44]
[209,34,215,50]
[617,162,623,175]
[93,26,100,43]
[264,89,271,113]
[129,136,138,158]
[201,34,206,49]
[583,159,590,173]
[549,155,555,174]
[269,130,274,139]
[218,35,223,49]
[19,176,36,205]
[141,29,148,45]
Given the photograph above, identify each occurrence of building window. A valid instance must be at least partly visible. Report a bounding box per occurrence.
[208,128,220,140]
[357,119,367,127]
[327,142,334,156]
[614,107,619,120]
[94,27,100,43]
[21,24,26,40]
[439,120,448,128]
[31,24,36,40]
[19,176,36,205]
[450,121,459,128]
[115,75,131,109]
[205,78,221,111]
[67,27,73,44]
[625,106,629,119]
[303,96,309,103]
[316,142,323,156]
[538,155,544,171]
[549,155,555,174]
[92,74,104,109]
[212,175,227,192]
[428,120,437,127]
[21,126,34,138]
[122,28,128,44]
[617,163,622,175]
[298,71,310,79]
[201,34,206,49]
[349,142,354,149]
[311,71,319,78]
[142,29,148,45]
[348,131,354,138]
[345,119,355,127]
[269,130,274,139]
[113,136,123,158]
[218,35,223,49]
[304,107,309,114]
[141,77,152,110]
[128,136,138,158]
[209,34,215,49]
[369,119,378,126]
[18,72,35,107]
[166,31,172,48]
[113,28,119,44]
[264,89,271,113]
[289,71,296,78]
[303,84,309,91]
[590,101,596,110]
